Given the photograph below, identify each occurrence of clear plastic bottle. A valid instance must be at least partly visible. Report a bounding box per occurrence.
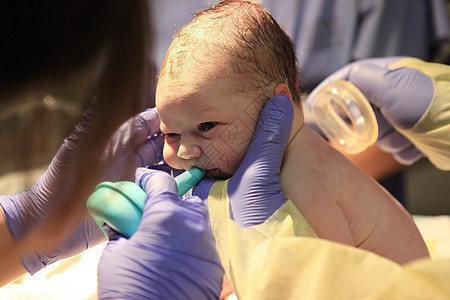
[309,80,378,154]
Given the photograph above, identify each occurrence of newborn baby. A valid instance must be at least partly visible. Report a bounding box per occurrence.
[156,0,429,264]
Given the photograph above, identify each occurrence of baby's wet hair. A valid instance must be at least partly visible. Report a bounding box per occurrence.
[160,0,301,104]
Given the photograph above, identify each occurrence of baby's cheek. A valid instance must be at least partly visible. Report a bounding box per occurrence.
[211,146,247,176]
[163,143,183,170]
[204,135,252,175]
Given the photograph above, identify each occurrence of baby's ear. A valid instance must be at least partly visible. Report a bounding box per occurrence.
[273,83,293,101]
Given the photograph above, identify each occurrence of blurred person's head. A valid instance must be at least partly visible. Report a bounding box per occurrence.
[0,1,154,248]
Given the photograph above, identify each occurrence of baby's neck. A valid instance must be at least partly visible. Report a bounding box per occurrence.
[286,102,331,161]
[287,102,305,146]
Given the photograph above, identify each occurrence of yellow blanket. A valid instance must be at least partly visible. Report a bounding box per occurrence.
[209,180,450,300]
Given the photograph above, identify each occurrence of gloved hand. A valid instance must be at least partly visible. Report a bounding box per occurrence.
[0,108,164,274]
[306,57,434,165]
[98,168,224,299]
[99,108,165,181]
[194,95,293,228]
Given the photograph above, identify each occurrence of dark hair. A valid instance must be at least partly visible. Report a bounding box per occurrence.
[0,1,154,248]
[161,0,301,103]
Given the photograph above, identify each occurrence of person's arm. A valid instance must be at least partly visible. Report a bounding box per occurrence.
[339,144,405,181]
[0,108,164,285]
[0,209,26,286]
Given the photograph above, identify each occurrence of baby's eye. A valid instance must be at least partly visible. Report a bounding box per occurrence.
[199,122,217,132]
[165,133,180,142]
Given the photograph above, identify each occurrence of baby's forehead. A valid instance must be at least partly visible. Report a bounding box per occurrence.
[163,41,230,76]
[160,57,243,90]
[156,69,258,117]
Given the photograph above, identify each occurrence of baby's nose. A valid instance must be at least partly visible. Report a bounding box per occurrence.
[177,143,202,160]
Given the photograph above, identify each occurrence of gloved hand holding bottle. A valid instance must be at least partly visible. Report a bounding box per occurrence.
[97,168,224,299]
[0,108,164,277]
[306,57,450,170]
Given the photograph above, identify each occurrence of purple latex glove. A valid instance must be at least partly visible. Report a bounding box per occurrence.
[98,168,223,299]
[306,57,434,165]
[194,95,293,228]
[0,108,164,274]
[99,109,165,181]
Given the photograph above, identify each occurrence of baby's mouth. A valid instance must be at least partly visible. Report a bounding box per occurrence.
[206,168,232,179]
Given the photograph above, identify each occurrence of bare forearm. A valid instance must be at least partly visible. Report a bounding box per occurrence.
[339,144,405,181]
[0,207,26,287]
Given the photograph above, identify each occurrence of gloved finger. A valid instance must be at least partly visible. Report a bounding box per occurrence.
[134,109,164,165]
[228,95,293,227]
[137,108,161,136]
[136,168,215,233]
[393,146,424,166]
[148,161,184,177]
[134,169,215,249]
[305,57,403,110]
[349,64,433,130]
[347,64,387,109]
[236,95,293,168]
[179,195,204,206]
[135,167,178,200]
[374,108,394,140]
[374,108,411,153]
[377,129,414,153]
[136,167,209,215]
[373,109,423,165]
[135,168,197,231]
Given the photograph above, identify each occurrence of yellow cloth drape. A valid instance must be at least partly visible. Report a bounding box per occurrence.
[209,180,450,299]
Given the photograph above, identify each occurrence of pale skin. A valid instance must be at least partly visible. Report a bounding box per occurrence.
[157,60,430,265]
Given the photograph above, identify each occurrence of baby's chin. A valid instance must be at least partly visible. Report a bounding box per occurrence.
[206,168,233,179]
[164,158,234,179]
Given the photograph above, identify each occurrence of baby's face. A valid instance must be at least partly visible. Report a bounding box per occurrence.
[156,70,262,179]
